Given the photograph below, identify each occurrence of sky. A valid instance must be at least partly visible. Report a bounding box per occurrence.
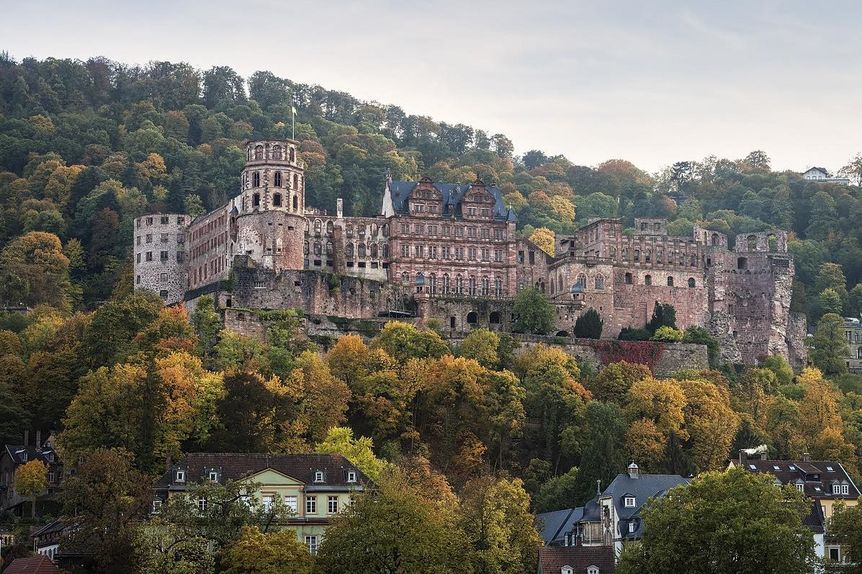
[3,0,861,173]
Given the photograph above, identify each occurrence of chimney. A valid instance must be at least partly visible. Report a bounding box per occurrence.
[627,462,640,479]
[760,451,767,460]
[336,198,343,219]
[803,452,811,462]
[739,449,747,465]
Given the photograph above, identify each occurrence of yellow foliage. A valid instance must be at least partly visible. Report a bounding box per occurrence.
[528,227,555,255]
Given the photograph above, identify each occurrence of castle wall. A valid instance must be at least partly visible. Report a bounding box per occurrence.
[133,213,189,304]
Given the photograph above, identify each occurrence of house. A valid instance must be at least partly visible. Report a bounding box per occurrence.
[844,317,862,373]
[729,451,860,564]
[537,507,583,547]
[1,556,61,574]
[32,519,66,562]
[801,167,851,185]
[0,445,63,516]
[154,453,369,555]
[537,546,615,574]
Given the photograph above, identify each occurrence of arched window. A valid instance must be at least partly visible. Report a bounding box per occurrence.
[289,147,296,162]
[346,243,354,258]
[443,273,450,294]
[314,220,322,235]
[326,220,334,234]
[576,273,586,288]
[272,145,283,160]
[275,238,283,253]
[252,172,261,187]
[415,272,425,293]
[624,272,633,285]
[429,274,437,295]
[482,276,490,296]
[469,276,477,296]
[358,243,366,257]
[456,275,464,295]
[293,173,299,188]
[274,172,282,187]
[313,242,321,255]
[495,276,503,297]
[370,223,378,236]
[711,233,719,246]
[273,193,282,207]
[254,145,263,160]
[645,274,652,286]
[667,276,674,287]
[688,277,696,288]
[382,223,389,237]
[466,311,478,325]
[645,249,651,263]
[595,274,605,290]
[252,193,261,208]
[346,225,354,237]
[370,243,378,258]
[382,244,389,258]
[326,241,333,255]
[292,195,298,210]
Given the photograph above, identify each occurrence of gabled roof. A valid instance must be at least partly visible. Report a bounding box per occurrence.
[2,556,61,574]
[538,546,615,574]
[602,472,689,522]
[32,518,66,539]
[536,507,584,546]
[2,445,59,466]
[382,179,512,221]
[155,453,369,489]
[803,167,829,175]
[732,458,860,500]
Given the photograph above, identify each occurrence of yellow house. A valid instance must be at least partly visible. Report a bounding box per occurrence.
[154,453,369,554]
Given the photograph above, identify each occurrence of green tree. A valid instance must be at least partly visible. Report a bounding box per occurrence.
[459,328,501,368]
[573,401,626,504]
[15,459,47,519]
[371,321,450,363]
[829,504,862,573]
[0,231,71,309]
[191,295,221,363]
[651,325,684,342]
[512,287,554,335]
[573,308,603,339]
[533,466,579,513]
[587,361,651,405]
[315,426,386,481]
[221,526,313,574]
[646,302,676,333]
[682,326,721,368]
[616,467,817,574]
[809,313,849,376]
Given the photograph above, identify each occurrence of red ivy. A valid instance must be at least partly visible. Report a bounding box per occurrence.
[590,340,665,372]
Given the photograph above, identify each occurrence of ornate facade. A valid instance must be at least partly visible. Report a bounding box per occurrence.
[133,139,805,366]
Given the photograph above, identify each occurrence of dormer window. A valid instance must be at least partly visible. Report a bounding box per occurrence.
[826,466,834,472]
[561,566,573,574]
[833,484,841,495]
[841,484,849,495]
[175,470,186,483]
[796,482,804,492]
[587,567,600,574]
[314,471,325,483]
[208,471,218,482]
[624,496,636,508]
[347,471,357,483]
[628,521,636,533]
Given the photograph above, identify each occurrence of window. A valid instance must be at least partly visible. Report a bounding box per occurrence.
[842,484,849,495]
[252,172,261,187]
[688,277,696,288]
[829,547,841,563]
[285,496,298,513]
[624,496,636,508]
[197,497,207,512]
[175,470,185,482]
[667,276,674,287]
[262,495,273,512]
[274,172,282,187]
[273,193,282,207]
[826,466,834,472]
[595,275,604,290]
[586,566,599,574]
[347,470,357,483]
[161,215,169,224]
[833,484,841,494]
[644,274,652,286]
[624,272,632,285]
[796,482,804,492]
[628,521,636,533]
[208,471,218,481]
[328,496,339,513]
[146,234,153,243]
[306,496,317,514]
[561,567,573,574]
[152,499,162,514]
[305,536,318,555]
[252,193,260,208]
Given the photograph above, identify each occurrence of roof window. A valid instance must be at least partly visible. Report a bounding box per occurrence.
[749,464,756,470]
[826,466,834,472]
[623,496,636,508]
[314,470,325,483]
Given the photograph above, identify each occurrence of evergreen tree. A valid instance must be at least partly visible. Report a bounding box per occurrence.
[574,308,603,339]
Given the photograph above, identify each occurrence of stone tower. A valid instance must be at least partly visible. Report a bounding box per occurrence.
[234,139,307,271]
[132,213,189,305]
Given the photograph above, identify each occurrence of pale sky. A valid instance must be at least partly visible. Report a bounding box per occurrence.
[3,0,861,173]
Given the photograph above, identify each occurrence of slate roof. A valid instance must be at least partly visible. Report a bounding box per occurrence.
[155,453,369,490]
[601,471,689,538]
[537,507,584,546]
[2,556,61,574]
[803,167,829,175]
[538,546,615,574]
[735,459,860,500]
[385,180,514,221]
[3,445,59,466]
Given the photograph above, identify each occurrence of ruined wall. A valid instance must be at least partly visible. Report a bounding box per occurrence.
[133,214,189,304]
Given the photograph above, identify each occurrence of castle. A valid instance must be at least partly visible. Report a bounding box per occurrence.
[133,139,806,366]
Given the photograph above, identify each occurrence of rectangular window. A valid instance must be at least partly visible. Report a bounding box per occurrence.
[305,536,318,555]
[152,500,162,514]
[328,496,339,514]
[347,471,357,483]
[136,236,141,246]
[161,233,169,243]
[416,245,424,258]
[160,273,168,282]
[136,253,141,263]
[285,496,298,513]
[401,244,409,257]
[161,216,169,224]
[146,252,153,262]
[624,496,636,508]
[160,251,169,262]
[306,496,317,514]
[262,495,273,512]
[146,234,152,243]
[495,249,503,262]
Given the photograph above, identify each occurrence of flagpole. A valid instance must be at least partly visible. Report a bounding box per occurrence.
[291,106,296,140]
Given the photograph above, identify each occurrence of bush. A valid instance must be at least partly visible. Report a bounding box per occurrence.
[651,326,684,342]
[573,308,603,339]
[619,327,651,341]
[683,326,721,367]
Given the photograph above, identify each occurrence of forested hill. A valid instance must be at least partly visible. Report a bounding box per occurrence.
[1,54,862,318]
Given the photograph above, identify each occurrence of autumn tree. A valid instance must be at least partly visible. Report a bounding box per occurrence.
[617,468,817,574]
[221,526,313,574]
[587,361,650,405]
[16,459,47,519]
[677,378,739,472]
[191,295,221,363]
[316,426,386,481]
[371,321,450,363]
[286,350,351,444]
[528,227,555,255]
[0,231,71,309]
[459,328,500,369]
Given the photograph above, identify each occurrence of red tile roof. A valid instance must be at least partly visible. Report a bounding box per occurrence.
[3,556,61,574]
[538,546,615,574]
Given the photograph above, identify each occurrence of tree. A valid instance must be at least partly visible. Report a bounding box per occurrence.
[809,313,849,376]
[512,288,554,335]
[459,328,500,368]
[841,152,862,186]
[371,321,450,364]
[221,526,313,574]
[616,467,817,574]
[646,302,676,333]
[315,426,386,481]
[573,308,603,339]
[191,295,221,363]
[528,227,555,255]
[587,361,650,405]
[315,469,467,573]
[830,504,862,573]
[458,476,541,573]
[533,466,579,513]
[0,231,71,309]
[573,401,627,504]
[62,448,152,574]
[651,325,684,342]
[133,516,214,574]
[15,459,47,519]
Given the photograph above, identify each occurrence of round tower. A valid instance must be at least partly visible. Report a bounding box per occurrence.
[235,140,307,271]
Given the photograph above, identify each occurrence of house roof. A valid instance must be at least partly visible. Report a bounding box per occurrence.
[537,507,584,546]
[538,546,615,574]
[155,453,369,489]
[384,179,513,221]
[732,458,860,500]
[2,556,61,574]
[602,472,689,525]
[803,167,828,175]
[2,445,58,466]
[32,518,66,539]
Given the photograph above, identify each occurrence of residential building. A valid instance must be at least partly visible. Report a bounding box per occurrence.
[0,445,63,516]
[1,556,61,574]
[154,453,369,554]
[729,451,860,563]
[32,518,66,562]
[537,546,615,574]
[801,167,851,185]
[844,317,862,373]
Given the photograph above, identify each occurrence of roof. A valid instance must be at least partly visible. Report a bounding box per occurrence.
[732,458,860,500]
[155,453,369,489]
[32,518,66,539]
[538,546,615,574]
[803,167,829,175]
[383,179,513,221]
[602,472,689,536]
[2,445,58,466]
[2,556,61,574]
[803,501,825,534]
[537,507,584,546]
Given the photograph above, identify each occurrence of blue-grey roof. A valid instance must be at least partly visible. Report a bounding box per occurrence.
[387,180,513,221]
[604,472,689,523]
[536,507,584,546]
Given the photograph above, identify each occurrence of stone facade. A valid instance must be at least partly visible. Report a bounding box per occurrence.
[844,318,862,373]
[134,139,806,366]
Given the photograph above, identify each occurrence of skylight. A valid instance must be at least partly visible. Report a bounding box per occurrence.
[826,466,834,472]
[773,465,781,471]
[789,465,796,471]
[749,464,757,470]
